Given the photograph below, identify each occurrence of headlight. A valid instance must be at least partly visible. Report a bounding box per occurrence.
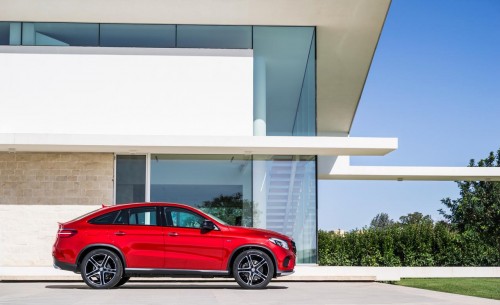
[269,237,289,250]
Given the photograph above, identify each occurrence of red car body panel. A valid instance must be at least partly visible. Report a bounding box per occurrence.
[53,203,296,277]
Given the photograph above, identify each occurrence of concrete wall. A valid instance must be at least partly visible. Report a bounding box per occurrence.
[0,47,254,137]
[0,152,112,266]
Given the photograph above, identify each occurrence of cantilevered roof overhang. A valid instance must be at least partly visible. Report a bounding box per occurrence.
[0,134,397,156]
[0,0,392,136]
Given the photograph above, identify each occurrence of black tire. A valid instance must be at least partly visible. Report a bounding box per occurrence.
[80,249,123,289]
[232,249,274,289]
[115,276,130,287]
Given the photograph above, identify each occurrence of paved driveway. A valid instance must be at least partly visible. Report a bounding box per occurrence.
[0,281,498,305]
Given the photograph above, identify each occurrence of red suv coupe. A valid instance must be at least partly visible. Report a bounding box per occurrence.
[53,202,296,289]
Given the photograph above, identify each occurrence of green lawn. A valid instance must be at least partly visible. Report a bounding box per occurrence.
[394,278,500,300]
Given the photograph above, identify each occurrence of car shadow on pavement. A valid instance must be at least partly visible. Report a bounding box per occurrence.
[45,283,288,290]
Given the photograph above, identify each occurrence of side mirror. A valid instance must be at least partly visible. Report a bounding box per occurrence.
[201,219,216,231]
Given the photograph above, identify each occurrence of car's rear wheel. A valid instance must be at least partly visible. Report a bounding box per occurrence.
[233,249,274,289]
[80,249,123,289]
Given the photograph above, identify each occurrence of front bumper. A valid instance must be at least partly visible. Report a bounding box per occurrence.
[53,258,78,273]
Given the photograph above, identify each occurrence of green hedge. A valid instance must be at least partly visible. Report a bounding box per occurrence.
[318,224,500,266]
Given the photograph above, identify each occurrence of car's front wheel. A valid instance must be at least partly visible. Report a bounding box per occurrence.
[233,249,274,289]
[80,249,123,289]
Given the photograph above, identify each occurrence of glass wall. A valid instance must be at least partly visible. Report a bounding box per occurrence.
[100,24,176,48]
[293,31,316,136]
[22,23,99,46]
[115,155,146,204]
[253,155,317,263]
[253,27,316,136]
[115,154,317,263]
[0,22,253,49]
[150,155,253,226]
[177,25,251,49]
[0,22,21,45]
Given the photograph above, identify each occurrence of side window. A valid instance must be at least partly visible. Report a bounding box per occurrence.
[129,207,157,226]
[114,207,157,226]
[166,208,204,229]
[89,211,120,224]
[114,210,128,225]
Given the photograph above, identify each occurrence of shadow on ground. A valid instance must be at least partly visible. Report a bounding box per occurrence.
[45,283,289,290]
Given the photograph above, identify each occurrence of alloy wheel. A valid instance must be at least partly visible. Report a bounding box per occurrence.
[233,250,273,289]
[81,249,123,289]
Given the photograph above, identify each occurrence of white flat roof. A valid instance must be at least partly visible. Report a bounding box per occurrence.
[0,134,397,156]
[322,165,500,181]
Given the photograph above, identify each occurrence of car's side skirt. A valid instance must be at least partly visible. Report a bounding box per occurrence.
[124,268,230,278]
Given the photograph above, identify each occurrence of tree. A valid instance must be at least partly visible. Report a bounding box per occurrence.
[198,192,252,226]
[439,149,500,250]
[399,212,433,225]
[370,213,394,229]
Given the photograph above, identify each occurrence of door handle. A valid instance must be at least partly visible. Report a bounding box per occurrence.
[114,231,126,236]
[168,232,179,237]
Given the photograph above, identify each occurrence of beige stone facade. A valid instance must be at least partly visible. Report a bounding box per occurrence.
[0,204,100,266]
[0,152,113,266]
[0,152,114,205]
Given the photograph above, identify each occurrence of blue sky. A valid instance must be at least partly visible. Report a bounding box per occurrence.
[318,0,500,231]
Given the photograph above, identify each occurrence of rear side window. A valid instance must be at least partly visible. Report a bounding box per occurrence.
[113,207,158,226]
[89,211,120,224]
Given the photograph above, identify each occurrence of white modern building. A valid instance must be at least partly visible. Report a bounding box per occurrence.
[1,0,499,269]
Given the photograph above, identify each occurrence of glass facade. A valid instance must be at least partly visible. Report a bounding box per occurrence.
[100,24,176,48]
[253,27,316,136]
[117,154,317,263]
[115,155,146,204]
[22,23,99,46]
[0,22,21,45]
[253,155,317,263]
[150,155,253,227]
[293,31,316,136]
[177,25,252,49]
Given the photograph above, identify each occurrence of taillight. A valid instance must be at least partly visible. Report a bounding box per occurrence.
[58,228,77,238]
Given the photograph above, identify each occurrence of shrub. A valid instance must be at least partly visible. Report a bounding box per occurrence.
[318,223,499,267]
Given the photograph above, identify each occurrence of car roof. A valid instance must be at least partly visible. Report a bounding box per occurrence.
[84,202,201,219]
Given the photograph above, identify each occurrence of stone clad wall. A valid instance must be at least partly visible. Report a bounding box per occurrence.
[0,152,114,205]
[0,152,113,266]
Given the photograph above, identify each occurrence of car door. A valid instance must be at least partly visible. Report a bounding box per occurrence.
[111,206,164,269]
[163,207,225,271]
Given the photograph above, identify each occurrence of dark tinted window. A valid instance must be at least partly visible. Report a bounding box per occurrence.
[114,207,158,226]
[89,211,120,224]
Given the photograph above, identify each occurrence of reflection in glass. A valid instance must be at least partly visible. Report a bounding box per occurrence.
[293,31,316,136]
[115,155,146,204]
[253,26,316,136]
[177,25,252,49]
[150,155,253,226]
[100,24,176,48]
[0,22,21,45]
[22,23,99,46]
[253,155,317,263]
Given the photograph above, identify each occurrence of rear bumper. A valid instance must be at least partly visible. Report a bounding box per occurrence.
[53,258,78,273]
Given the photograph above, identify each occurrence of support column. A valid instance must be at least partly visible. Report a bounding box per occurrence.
[252,57,267,228]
